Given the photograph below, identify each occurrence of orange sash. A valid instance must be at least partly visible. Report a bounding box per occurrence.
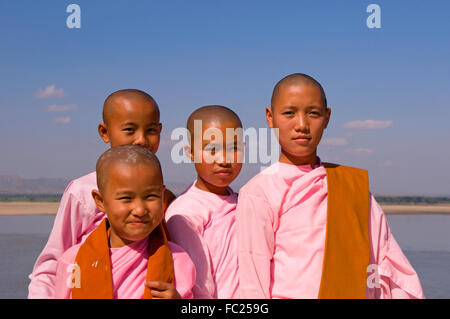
[318,163,370,299]
[71,219,174,299]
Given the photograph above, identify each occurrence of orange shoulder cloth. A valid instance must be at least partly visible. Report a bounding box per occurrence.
[318,163,370,299]
[71,219,174,299]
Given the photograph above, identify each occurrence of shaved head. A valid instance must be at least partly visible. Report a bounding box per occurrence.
[102,89,160,125]
[271,73,327,109]
[96,145,162,193]
[186,105,242,144]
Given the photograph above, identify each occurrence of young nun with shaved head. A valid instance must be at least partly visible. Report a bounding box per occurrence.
[54,145,195,299]
[237,73,424,299]
[29,89,176,298]
[165,105,244,299]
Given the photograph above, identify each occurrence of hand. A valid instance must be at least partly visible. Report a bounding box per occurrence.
[145,281,182,299]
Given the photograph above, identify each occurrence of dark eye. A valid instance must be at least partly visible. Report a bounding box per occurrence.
[118,196,131,201]
[282,111,294,115]
[310,111,322,117]
[146,194,160,200]
[122,128,135,133]
[227,145,239,152]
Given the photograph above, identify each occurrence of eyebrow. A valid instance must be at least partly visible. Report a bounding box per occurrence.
[203,142,222,148]
[120,121,159,127]
[145,186,163,192]
[225,140,240,146]
[121,122,137,127]
[307,105,324,109]
[281,105,324,110]
[279,105,297,111]
[115,190,134,196]
[115,186,162,194]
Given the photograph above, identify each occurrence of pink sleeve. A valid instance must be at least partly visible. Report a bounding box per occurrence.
[236,192,275,299]
[367,195,425,299]
[166,213,215,299]
[27,183,93,299]
[54,245,79,299]
[170,242,196,299]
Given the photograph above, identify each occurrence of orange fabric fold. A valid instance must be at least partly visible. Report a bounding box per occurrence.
[71,219,174,299]
[318,163,370,299]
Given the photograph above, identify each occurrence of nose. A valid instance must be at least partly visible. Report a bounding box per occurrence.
[295,113,309,133]
[216,149,233,167]
[132,199,148,217]
[133,131,148,147]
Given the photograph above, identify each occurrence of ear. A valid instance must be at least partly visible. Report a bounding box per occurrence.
[162,186,176,210]
[324,107,331,129]
[91,189,106,213]
[98,123,110,144]
[157,123,162,134]
[184,144,194,162]
[265,106,274,128]
[161,185,167,207]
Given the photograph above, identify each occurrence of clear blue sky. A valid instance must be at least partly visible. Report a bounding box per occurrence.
[1,1,449,195]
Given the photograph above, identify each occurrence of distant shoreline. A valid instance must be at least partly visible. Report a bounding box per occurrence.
[1,201,450,216]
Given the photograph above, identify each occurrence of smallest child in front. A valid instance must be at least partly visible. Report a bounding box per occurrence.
[54,145,195,299]
[165,105,243,299]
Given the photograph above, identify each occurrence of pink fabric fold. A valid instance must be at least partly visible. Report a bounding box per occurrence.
[165,182,239,299]
[237,161,424,299]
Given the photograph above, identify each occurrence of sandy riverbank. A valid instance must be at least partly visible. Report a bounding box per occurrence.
[1,201,450,215]
[380,204,450,215]
[0,202,60,215]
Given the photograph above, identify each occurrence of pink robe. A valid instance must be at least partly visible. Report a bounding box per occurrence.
[236,161,425,299]
[54,239,195,299]
[165,182,239,299]
[28,172,105,298]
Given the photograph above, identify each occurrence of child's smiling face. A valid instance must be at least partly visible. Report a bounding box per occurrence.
[98,97,162,153]
[266,84,331,165]
[94,162,165,248]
